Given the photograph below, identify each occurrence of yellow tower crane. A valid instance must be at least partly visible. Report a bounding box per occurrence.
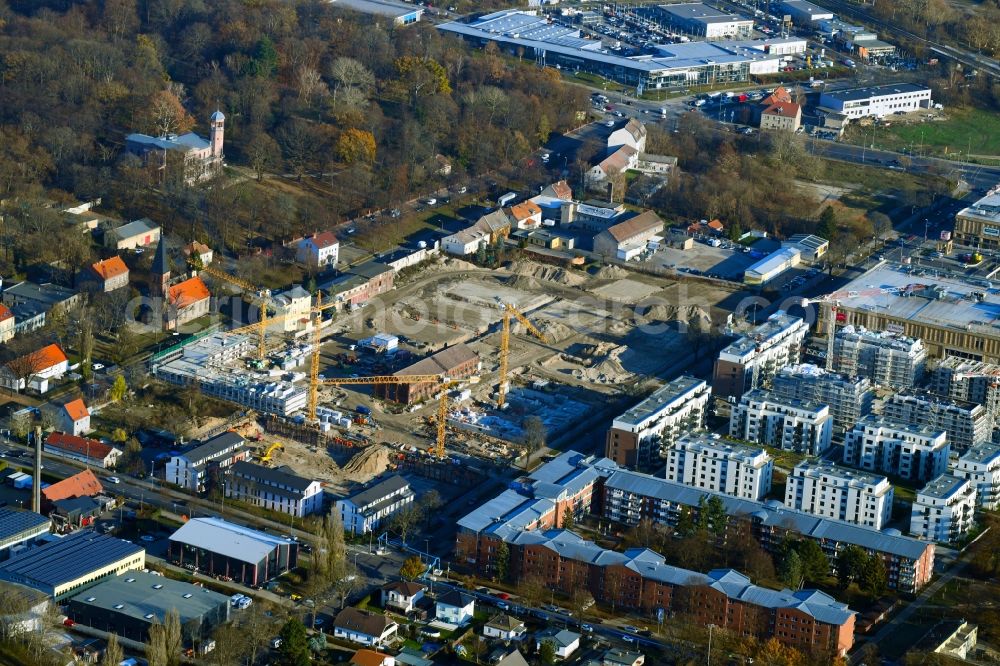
[496,300,548,409]
[197,263,274,361]
[316,374,457,458]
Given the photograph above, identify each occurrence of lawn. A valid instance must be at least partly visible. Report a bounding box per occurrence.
[844,106,1000,161]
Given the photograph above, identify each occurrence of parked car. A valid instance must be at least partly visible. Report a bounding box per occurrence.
[106,476,121,484]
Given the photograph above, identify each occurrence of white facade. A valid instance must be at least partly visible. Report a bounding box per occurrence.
[730,389,833,455]
[296,233,339,267]
[910,474,977,544]
[771,364,874,436]
[483,616,527,641]
[225,462,323,517]
[743,247,800,285]
[712,312,809,399]
[819,83,932,119]
[665,434,773,500]
[952,442,1000,510]
[785,461,893,529]
[336,475,415,535]
[442,228,489,256]
[833,326,926,389]
[164,433,246,492]
[271,285,312,333]
[380,582,425,614]
[843,416,949,483]
[882,391,990,453]
[436,593,475,625]
[607,119,647,153]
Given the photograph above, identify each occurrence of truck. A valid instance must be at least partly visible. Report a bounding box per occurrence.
[356,405,372,416]
[497,192,517,206]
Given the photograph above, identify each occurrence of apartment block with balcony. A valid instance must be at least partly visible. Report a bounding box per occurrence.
[832,326,926,389]
[882,390,992,453]
[664,434,773,500]
[930,357,1000,423]
[771,364,874,437]
[952,442,1000,510]
[910,474,977,544]
[605,375,710,471]
[729,389,833,455]
[712,312,808,400]
[843,416,949,483]
[785,461,893,529]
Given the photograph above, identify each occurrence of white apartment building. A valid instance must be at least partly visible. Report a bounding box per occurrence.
[819,83,932,119]
[712,312,809,400]
[771,364,874,436]
[226,461,323,517]
[296,231,339,267]
[882,391,991,453]
[910,474,977,544]
[665,434,773,501]
[336,475,415,535]
[832,326,927,389]
[785,461,893,529]
[605,375,710,471]
[729,389,833,456]
[930,357,1000,422]
[165,432,247,492]
[952,442,1000,510]
[271,285,313,333]
[843,416,949,483]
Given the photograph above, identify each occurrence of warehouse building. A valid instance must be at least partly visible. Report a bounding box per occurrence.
[664,434,773,501]
[910,474,977,544]
[785,461,893,529]
[375,344,479,404]
[44,432,122,469]
[778,0,834,23]
[167,517,297,586]
[882,391,991,453]
[0,531,144,599]
[330,0,422,25]
[954,185,1000,251]
[729,389,833,455]
[653,3,754,40]
[592,211,664,262]
[952,442,1000,510]
[0,508,51,558]
[843,416,949,483]
[712,312,808,399]
[818,83,932,120]
[832,325,927,389]
[66,571,230,644]
[743,247,801,285]
[823,265,1000,364]
[770,364,873,437]
[605,375,710,471]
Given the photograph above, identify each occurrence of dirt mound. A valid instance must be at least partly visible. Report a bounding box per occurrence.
[593,265,629,279]
[341,444,393,481]
[507,260,587,286]
[581,344,632,384]
[507,274,541,290]
[530,319,574,343]
[635,303,711,324]
[444,258,478,271]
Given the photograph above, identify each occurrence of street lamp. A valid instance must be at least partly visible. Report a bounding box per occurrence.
[707,623,716,666]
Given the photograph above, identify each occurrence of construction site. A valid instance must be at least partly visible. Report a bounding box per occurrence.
[152,256,739,495]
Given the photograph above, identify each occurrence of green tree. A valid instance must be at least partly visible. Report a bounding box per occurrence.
[110,374,127,402]
[146,619,168,666]
[837,545,868,587]
[400,556,425,581]
[494,540,510,582]
[251,37,279,78]
[795,539,829,583]
[705,495,728,536]
[817,206,838,240]
[277,618,310,666]
[859,554,888,596]
[102,632,123,666]
[778,549,803,589]
[676,507,696,537]
[539,638,557,665]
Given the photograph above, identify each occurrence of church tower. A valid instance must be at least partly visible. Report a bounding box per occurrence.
[209,110,225,159]
[151,237,170,298]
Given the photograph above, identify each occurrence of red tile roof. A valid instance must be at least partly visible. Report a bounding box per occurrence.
[509,201,542,220]
[549,180,573,201]
[762,102,801,119]
[24,344,68,372]
[310,231,339,249]
[0,303,11,322]
[42,469,103,502]
[63,398,89,422]
[604,210,664,243]
[90,256,129,281]
[45,432,116,461]
[707,219,724,231]
[168,276,210,309]
[350,650,393,666]
[761,86,793,106]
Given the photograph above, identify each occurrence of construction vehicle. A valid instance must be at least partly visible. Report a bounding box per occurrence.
[495,299,549,408]
[259,442,284,465]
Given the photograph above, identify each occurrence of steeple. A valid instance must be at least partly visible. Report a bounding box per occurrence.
[151,236,170,298]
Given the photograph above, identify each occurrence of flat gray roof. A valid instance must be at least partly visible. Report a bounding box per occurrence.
[918,474,970,500]
[822,83,930,103]
[69,570,229,624]
[615,375,706,427]
[168,517,293,564]
[957,187,1000,225]
[659,2,752,24]
[330,0,422,19]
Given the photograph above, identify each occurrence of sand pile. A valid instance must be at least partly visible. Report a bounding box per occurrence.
[507,260,588,286]
[635,303,711,324]
[444,258,478,271]
[341,444,393,481]
[582,344,632,384]
[529,319,574,343]
[593,265,629,279]
[507,274,542,290]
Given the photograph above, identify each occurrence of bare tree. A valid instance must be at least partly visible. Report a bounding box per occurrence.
[147,619,168,666]
[102,633,124,666]
[520,416,547,468]
[389,505,423,544]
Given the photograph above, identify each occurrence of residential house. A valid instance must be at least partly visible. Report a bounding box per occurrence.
[104,218,161,250]
[165,432,248,492]
[760,102,802,132]
[380,581,426,614]
[336,475,415,535]
[664,434,774,501]
[164,276,211,330]
[483,614,526,641]
[351,649,396,666]
[634,153,677,176]
[57,398,91,437]
[592,210,664,261]
[496,652,530,666]
[603,649,645,666]
[608,119,647,153]
[475,210,513,243]
[125,110,224,184]
[77,257,129,293]
[182,241,213,267]
[0,304,13,344]
[271,285,313,332]
[588,145,638,184]
[225,462,323,517]
[1,281,82,318]
[319,261,394,309]
[0,343,69,393]
[44,433,121,469]
[297,231,340,268]
[435,590,475,625]
[442,227,490,256]
[41,469,103,504]
[536,629,581,659]
[333,608,399,647]
[508,200,543,230]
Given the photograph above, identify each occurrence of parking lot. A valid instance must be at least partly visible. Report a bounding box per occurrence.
[642,236,764,281]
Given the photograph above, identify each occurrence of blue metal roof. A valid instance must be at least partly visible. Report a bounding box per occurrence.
[0,508,50,541]
[126,131,209,152]
[0,531,142,589]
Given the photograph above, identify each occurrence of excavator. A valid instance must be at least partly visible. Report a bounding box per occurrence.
[259,442,284,465]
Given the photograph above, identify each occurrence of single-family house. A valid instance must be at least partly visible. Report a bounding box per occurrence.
[0,343,69,393]
[351,649,396,666]
[0,304,13,344]
[182,241,214,267]
[474,210,512,243]
[508,201,543,230]
[297,231,340,268]
[536,629,580,660]
[706,219,724,235]
[57,398,91,437]
[608,119,647,153]
[539,180,573,202]
[592,210,664,261]
[271,285,313,332]
[44,432,121,469]
[104,218,161,250]
[164,276,211,330]
[633,153,677,176]
[380,581,426,614]
[435,590,475,625]
[483,614,526,641]
[77,257,130,293]
[761,102,802,132]
[333,608,399,647]
[442,228,490,256]
[588,145,638,184]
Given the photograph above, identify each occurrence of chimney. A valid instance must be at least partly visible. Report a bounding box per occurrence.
[32,426,42,514]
